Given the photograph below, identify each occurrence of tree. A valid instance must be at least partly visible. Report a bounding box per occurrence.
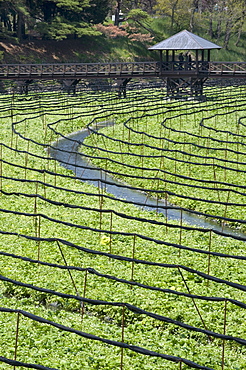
[0,0,110,41]
[84,0,110,24]
[154,0,197,32]
[202,0,246,48]
[127,8,154,34]
[0,0,30,40]
[154,0,179,31]
[235,1,245,46]
[222,0,246,49]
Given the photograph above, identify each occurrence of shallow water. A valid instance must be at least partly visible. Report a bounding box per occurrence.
[48,123,246,240]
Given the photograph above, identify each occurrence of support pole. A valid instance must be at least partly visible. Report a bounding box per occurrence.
[196,50,199,72]
[160,50,163,75]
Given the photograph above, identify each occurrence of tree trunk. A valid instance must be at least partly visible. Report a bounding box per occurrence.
[235,26,242,46]
[17,11,25,41]
[235,11,245,46]
[189,8,195,32]
[114,0,122,27]
[43,1,55,22]
[216,0,226,38]
[13,14,17,32]
[171,1,179,31]
[216,20,221,39]
[208,16,213,37]
[223,19,232,49]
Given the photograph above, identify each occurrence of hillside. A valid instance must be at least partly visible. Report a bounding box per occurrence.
[0,30,245,65]
[0,36,155,64]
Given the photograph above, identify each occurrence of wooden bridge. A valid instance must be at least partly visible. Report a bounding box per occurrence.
[0,29,245,97]
[0,61,245,80]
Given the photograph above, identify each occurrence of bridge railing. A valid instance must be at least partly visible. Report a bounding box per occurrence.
[0,62,160,78]
[0,61,245,79]
[208,61,246,74]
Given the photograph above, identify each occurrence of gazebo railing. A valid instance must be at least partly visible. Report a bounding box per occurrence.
[161,61,208,72]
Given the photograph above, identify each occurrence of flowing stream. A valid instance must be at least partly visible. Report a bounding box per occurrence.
[48,122,246,239]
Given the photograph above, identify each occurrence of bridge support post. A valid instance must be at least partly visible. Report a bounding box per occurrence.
[61,79,81,95]
[115,78,132,98]
[16,80,34,95]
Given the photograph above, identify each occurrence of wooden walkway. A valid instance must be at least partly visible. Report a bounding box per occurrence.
[0,61,245,80]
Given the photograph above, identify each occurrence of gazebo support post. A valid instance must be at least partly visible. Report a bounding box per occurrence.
[196,50,199,72]
[160,50,163,74]
[172,50,175,71]
[202,50,205,70]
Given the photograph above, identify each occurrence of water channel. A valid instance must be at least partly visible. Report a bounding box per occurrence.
[48,122,246,240]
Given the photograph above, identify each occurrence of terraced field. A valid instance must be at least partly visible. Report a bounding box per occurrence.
[0,84,246,370]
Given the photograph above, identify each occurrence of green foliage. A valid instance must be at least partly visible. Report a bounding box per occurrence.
[83,0,110,24]
[55,0,90,12]
[36,18,101,40]
[0,0,110,41]
[127,9,150,22]
[0,87,246,369]
[153,0,198,31]
[83,86,246,226]
[0,0,244,59]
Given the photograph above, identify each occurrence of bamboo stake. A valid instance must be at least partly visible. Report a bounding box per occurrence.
[25,140,30,180]
[165,192,168,233]
[213,158,220,202]
[174,150,177,180]
[81,269,88,324]
[222,191,230,232]
[0,144,2,194]
[57,241,79,295]
[54,159,57,187]
[224,136,228,181]
[10,103,14,125]
[221,300,227,370]
[37,215,41,262]
[43,171,46,198]
[128,128,131,152]
[109,211,113,254]
[120,306,125,370]
[15,131,18,154]
[179,209,183,257]
[207,230,212,281]
[178,267,213,342]
[141,132,144,177]
[131,235,136,283]
[99,195,103,231]
[13,312,20,370]
[34,182,38,234]
[44,118,48,144]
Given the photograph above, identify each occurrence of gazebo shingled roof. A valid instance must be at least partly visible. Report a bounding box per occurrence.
[148,30,221,50]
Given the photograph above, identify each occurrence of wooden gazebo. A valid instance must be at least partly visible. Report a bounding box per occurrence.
[149,30,221,98]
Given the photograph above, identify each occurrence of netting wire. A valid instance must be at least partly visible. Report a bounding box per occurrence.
[0,81,246,369]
